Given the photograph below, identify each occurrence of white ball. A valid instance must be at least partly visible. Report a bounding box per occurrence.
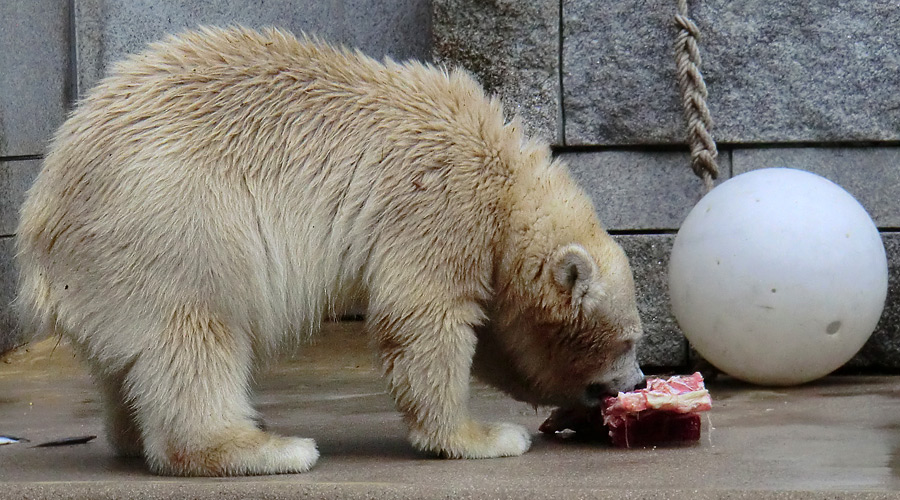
[669,168,888,386]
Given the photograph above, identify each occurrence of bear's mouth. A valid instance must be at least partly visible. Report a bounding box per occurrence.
[580,384,611,407]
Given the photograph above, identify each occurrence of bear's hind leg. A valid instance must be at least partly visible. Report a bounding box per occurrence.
[70,340,144,458]
[125,308,318,476]
[94,363,143,458]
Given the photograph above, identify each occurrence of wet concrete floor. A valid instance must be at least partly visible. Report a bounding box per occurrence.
[2,321,900,499]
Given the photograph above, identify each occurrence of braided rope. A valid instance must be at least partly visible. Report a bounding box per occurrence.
[674,0,719,192]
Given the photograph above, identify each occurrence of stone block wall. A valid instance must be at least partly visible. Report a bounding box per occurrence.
[3,0,898,375]
[436,0,900,371]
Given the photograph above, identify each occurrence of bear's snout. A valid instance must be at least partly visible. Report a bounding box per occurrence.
[583,365,645,405]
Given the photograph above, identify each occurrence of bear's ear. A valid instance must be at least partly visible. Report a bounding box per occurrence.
[551,244,595,296]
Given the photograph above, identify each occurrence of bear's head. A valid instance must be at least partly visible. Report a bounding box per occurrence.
[474,153,645,408]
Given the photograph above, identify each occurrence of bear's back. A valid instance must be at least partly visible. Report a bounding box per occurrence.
[16,26,524,350]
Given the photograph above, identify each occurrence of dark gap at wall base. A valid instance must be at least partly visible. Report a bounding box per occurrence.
[65,0,78,106]
[552,140,900,156]
[608,229,679,236]
[0,155,43,162]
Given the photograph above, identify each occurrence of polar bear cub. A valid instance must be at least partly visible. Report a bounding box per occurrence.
[16,27,645,476]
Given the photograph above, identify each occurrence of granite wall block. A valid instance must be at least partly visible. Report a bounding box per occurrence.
[564,0,900,145]
[0,159,41,237]
[850,233,900,371]
[733,147,900,229]
[615,234,687,369]
[75,0,433,95]
[561,150,731,231]
[0,0,71,157]
[432,0,560,143]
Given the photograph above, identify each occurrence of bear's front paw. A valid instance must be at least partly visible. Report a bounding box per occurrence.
[476,422,531,459]
[411,420,531,459]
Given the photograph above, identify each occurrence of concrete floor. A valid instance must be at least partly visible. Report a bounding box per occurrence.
[2,322,900,499]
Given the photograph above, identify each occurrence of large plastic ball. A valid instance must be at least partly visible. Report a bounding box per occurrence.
[669,168,888,386]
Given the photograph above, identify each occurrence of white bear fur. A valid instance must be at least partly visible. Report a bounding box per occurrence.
[16,27,644,476]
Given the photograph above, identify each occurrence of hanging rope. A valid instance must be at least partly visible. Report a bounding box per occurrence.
[674,0,719,192]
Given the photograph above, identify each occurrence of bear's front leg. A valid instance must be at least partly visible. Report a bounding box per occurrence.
[369,304,531,459]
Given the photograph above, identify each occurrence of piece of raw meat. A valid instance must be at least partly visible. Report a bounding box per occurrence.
[540,372,712,447]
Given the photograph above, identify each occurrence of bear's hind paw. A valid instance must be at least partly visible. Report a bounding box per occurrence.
[151,432,319,476]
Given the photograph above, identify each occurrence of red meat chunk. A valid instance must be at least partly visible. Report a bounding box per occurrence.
[607,411,701,448]
[540,373,712,448]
